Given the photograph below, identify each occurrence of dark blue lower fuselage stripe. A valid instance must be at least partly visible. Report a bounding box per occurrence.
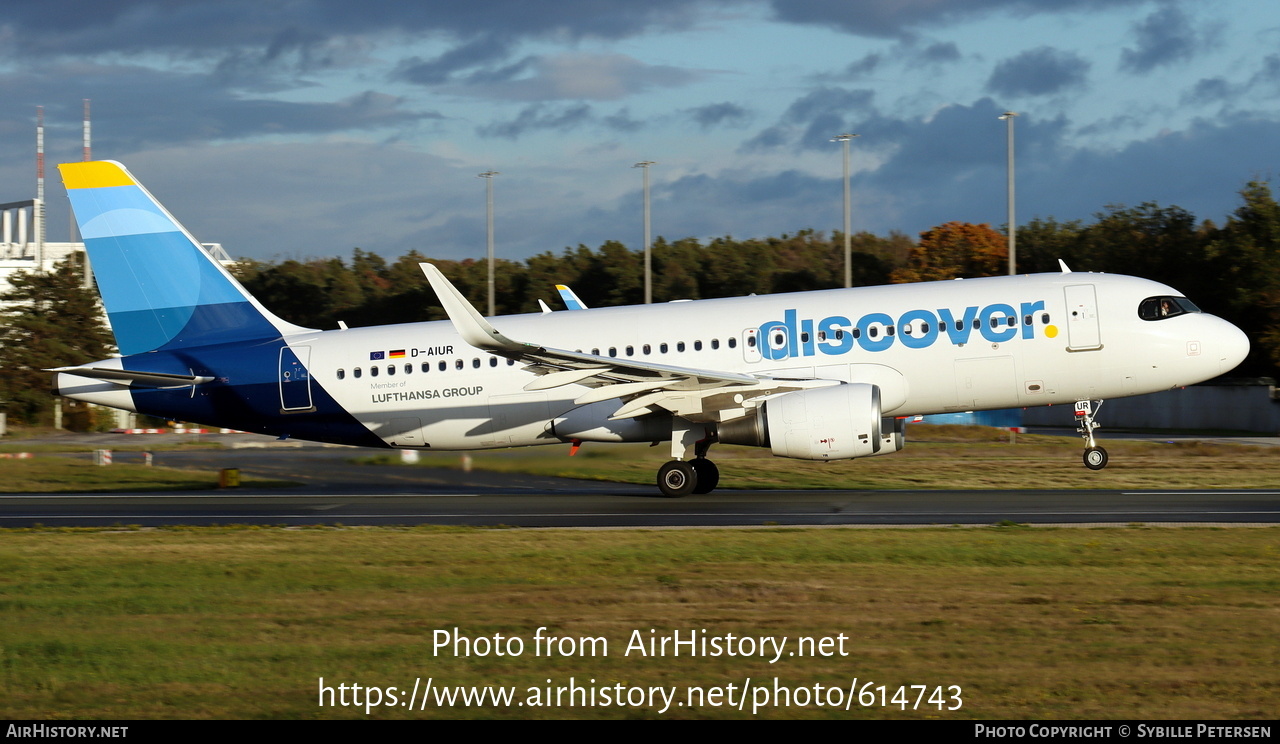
[120,339,388,448]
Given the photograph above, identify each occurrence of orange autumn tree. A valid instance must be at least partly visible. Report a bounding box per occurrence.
[891,221,1008,283]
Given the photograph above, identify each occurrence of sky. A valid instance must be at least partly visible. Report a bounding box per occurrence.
[2,0,1278,263]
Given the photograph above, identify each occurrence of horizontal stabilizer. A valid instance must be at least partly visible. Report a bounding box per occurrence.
[48,366,214,389]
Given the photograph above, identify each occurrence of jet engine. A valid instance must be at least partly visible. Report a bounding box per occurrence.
[718,383,904,460]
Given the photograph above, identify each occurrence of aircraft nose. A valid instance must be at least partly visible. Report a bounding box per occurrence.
[1217,318,1250,375]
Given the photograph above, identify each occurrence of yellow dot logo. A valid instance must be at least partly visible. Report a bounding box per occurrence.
[1045,325,1059,338]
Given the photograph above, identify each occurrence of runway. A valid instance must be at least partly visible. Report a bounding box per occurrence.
[3,447,1277,527]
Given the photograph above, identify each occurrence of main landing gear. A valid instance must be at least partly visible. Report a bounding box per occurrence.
[1075,399,1108,470]
[657,418,719,497]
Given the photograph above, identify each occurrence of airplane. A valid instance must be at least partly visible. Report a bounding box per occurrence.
[51,160,1250,497]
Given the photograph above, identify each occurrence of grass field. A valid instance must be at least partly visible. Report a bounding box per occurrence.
[356,425,1280,491]
[0,525,1276,719]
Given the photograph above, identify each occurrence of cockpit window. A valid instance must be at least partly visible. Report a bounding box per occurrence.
[1138,296,1201,321]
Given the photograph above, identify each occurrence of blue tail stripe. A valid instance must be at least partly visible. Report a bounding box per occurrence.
[66,179,290,355]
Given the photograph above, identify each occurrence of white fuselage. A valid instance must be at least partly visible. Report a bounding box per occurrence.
[284,272,1247,450]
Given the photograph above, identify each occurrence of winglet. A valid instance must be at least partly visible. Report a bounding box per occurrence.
[1058,259,1072,273]
[420,263,525,351]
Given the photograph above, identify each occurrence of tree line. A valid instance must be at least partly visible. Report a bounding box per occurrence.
[4,180,1279,427]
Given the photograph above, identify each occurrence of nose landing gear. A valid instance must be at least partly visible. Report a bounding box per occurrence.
[1075,400,1108,470]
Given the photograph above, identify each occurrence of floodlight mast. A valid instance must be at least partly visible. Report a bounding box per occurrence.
[830,133,859,288]
[998,111,1018,275]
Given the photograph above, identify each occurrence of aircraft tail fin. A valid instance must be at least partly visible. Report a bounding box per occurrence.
[59,161,310,355]
[556,284,589,310]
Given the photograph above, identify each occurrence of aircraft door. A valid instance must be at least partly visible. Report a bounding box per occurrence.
[741,328,762,363]
[279,345,315,413]
[1064,284,1102,351]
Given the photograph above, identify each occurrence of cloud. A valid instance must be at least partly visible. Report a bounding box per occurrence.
[741,87,876,152]
[0,64,439,160]
[0,0,714,58]
[685,102,751,129]
[436,53,709,101]
[1119,5,1214,74]
[986,47,1090,97]
[913,42,962,66]
[767,0,1148,39]
[393,36,517,86]
[476,103,594,139]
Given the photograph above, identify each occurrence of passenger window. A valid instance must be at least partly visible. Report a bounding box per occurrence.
[490,357,498,367]
[677,342,686,352]
[438,360,446,372]
[405,363,413,374]
[422,362,430,373]
[626,346,634,356]
[711,339,719,350]
[745,336,755,348]
[694,340,703,351]
[455,359,463,370]
[337,369,346,380]
[661,343,669,353]
[387,365,395,375]
[1041,313,1050,324]
[472,358,481,368]
[644,344,652,354]
[354,367,362,378]
[371,366,379,377]
[729,337,738,349]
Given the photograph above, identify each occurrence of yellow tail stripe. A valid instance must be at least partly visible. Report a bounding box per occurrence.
[59,161,136,190]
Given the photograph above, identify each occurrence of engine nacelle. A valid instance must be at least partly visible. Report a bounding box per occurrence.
[718,383,886,460]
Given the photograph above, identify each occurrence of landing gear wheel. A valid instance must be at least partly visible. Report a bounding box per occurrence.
[690,459,719,494]
[1083,446,1109,471]
[657,460,698,498]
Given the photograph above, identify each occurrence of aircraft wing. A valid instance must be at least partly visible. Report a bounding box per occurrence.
[422,263,834,422]
[47,366,215,389]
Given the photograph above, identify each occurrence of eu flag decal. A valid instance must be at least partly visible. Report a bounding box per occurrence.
[370,351,385,360]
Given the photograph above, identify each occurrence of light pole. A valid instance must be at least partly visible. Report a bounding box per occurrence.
[830,134,859,288]
[478,170,499,316]
[998,112,1018,275]
[633,161,655,304]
